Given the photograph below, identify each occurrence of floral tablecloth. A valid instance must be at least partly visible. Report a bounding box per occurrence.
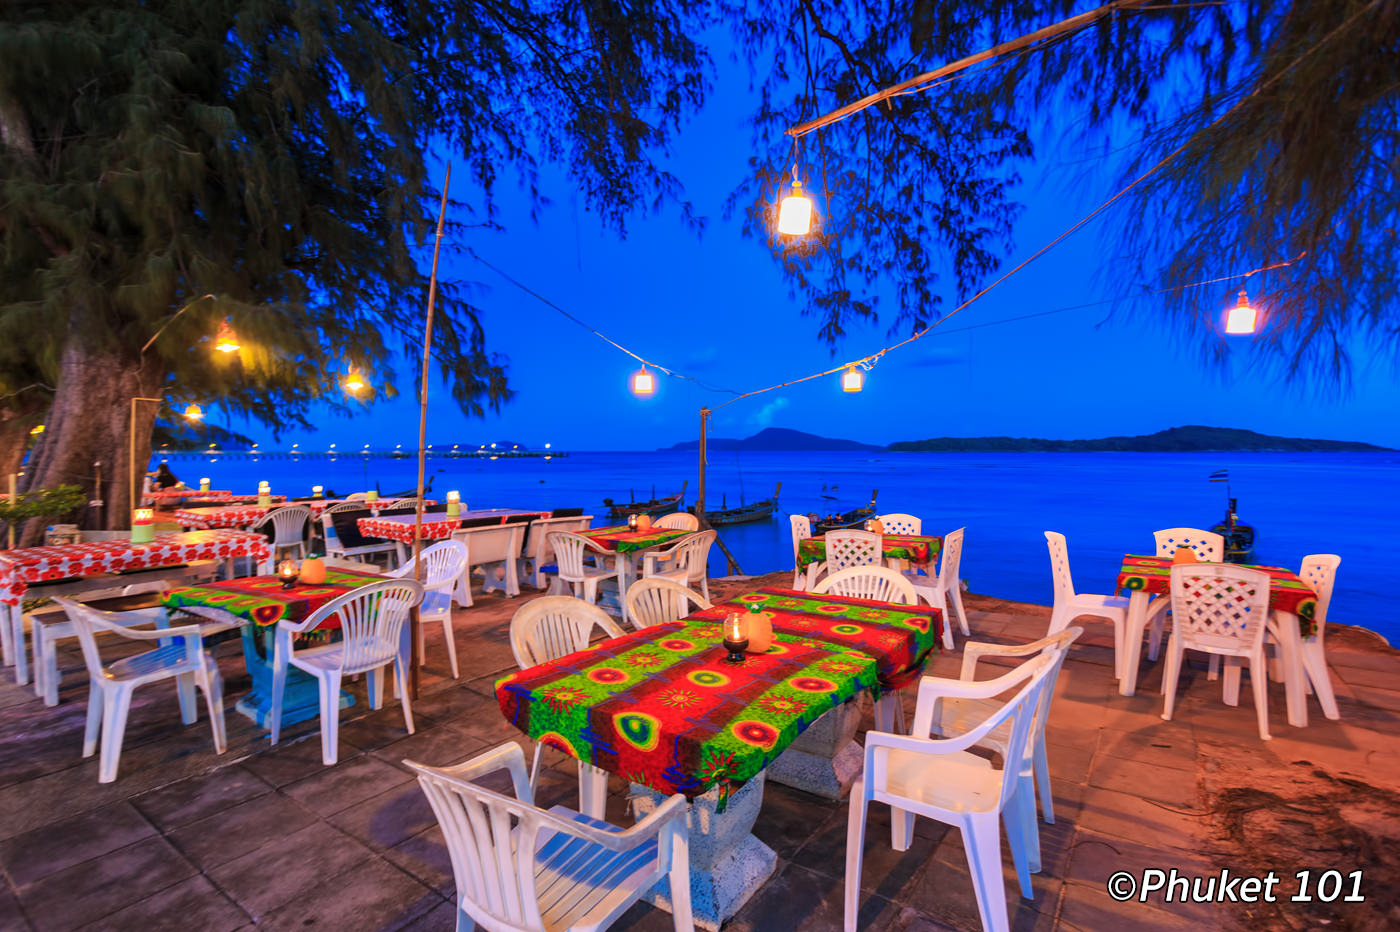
[0,530,271,606]
[798,533,943,568]
[496,586,941,803]
[578,524,690,554]
[1115,554,1319,635]
[147,488,232,501]
[161,568,384,629]
[357,514,461,543]
[175,501,331,529]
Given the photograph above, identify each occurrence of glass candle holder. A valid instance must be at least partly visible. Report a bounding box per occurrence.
[722,612,749,664]
[627,513,638,530]
[277,559,299,589]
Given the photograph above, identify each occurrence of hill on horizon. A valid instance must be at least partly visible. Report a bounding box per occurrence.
[663,427,883,452]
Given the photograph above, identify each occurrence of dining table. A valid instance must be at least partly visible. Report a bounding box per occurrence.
[496,585,941,928]
[574,524,692,626]
[0,529,271,685]
[161,567,389,728]
[1115,554,1319,726]
[174,500,336,530]
[797,532,944,586]
[357,508,547,564]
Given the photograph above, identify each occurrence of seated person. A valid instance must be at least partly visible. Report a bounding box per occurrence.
[151,462,181,490]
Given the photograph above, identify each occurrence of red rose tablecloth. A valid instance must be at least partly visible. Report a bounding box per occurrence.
[175,501,331,529]
[0,530,271,606]
[496,587,941,803]
[147,489,232,501]
[578,525,690,554]
[160,568,384,629]
[357,514,461,543]
[798,533,943,568]
[1115,554,1319,635]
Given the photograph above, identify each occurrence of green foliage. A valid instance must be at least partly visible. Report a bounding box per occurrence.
[0,484,86,524]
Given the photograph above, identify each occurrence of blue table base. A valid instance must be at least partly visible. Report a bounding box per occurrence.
[234,625,354,729]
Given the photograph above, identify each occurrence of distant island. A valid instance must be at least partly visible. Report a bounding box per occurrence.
[663,425,1391,453]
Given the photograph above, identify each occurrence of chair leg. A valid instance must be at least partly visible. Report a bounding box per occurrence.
[843,785,868,932]
[1249,651,1272,740]
[202,666,227,754]
[963,813,1012,932]
[99,686,134,783]
[1161,637,1184,721]
[367,668,384,710]
[83,683,104,758]
[455,907,476,932]
[1208,653,1221,680]
[439,615,459,679]
[0,604,13,665]
[529,742,544,791]
[394,657,415,736]
[949,584,969,636]
[176,672,197,724]
[270,652,288,745]
[1005,773,1040,884]
[1033,735,1055,824]
[1222,657,1243,706]
[668,826,694,932]
[316,671,343,765]
[1147,604,1167,662]
[1301,641,1341,720]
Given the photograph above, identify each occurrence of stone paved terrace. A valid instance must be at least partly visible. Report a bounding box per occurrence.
[1,574,1396,932]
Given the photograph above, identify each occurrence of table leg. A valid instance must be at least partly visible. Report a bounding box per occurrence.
[9,605,28,685]
[615,554,632,628]
[633,774,778,932]
[1272,611,1309,729]
[234,625,355,730]
[1,603,14,666]
[578,762,609,819]
[1118,592,1152,696]
[765,699,863,799]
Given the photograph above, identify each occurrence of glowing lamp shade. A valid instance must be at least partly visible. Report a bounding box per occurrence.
[777,181,813,236]
[184,403,204,420]
[631,366,655,396]
[344,367,366,394]
[1225,289,1257,335]
[841,366,864,393]
[29,424,44,436]
[133,508,154,523]
[214,320,241,353]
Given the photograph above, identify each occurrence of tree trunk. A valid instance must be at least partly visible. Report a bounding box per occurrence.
[18,341,162,545]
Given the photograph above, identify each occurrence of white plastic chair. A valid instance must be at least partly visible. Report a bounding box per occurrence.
[905,527,968,651]
[877,513,922,535]
[405,742,693,932]
[1292,554,1342,720]
[55,597,227,783]
[790,514,822,590]
[1149,528,1225,663]
[642,530,715,601]
[511,596,625,788]
[1044,531,1129,679]
[270,578,424,764]
[825,528,883,574]
[655,512,699,531]
[845,653,1056,932]
[389,540,468,679]
[520,515,594,590]
[254,504,312,561]
[625,578,711,631]
[813,566,916,605]
[388,497,425,509]
[345,492,369,501]
[546,532,620,606]
[1161,564,1273,740]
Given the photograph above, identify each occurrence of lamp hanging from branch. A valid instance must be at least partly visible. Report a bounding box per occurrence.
[1224,289,1257,335]
[344,367,367,394]
[777,164,813,236]
[214,320,241,353]
[183,403,204,420]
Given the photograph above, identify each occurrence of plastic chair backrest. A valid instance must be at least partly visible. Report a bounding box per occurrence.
[259,505,312,546]
[523,516,592,566]
[1044,531,1076,603]
[938,527,965,587]
[1298,554,1340,630]
[626,579,710,629]
[391,540,467,592]
[300,579,423,673]
[813,566,916,604]
[455,524,524,565]
[345,492,369,501]
[789,514,813,570]
[825,529,882,572]
[55,597,185,683]
[1153,528,1224,562]
[1169,564,1271,653]
[547,532,599,580]
[655,512,699,531]
[662,530,715,576]
[510,596,624,668]
[389,498,424,509]
[878,513,922,535]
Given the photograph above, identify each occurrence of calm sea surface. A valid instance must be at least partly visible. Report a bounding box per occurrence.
[163,450,1400,643]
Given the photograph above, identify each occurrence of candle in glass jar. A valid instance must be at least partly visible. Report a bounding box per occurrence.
[627,514,638,530]
[725,613,745,642]
[312,485,323,499]
[199,477,210,491]
[446,490,461,517]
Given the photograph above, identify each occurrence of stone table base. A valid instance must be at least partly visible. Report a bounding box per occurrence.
[766,698,864,800]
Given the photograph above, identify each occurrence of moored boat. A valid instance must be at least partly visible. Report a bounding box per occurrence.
[704,483,781,526]
[809,489,879,533]
[604,481,687,519]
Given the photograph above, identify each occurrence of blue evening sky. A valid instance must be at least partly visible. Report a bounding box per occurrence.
[235,56,1400,452]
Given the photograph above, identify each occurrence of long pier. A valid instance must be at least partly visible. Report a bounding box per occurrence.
[153,449,568,462]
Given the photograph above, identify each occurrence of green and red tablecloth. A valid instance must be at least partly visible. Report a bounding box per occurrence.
[1115,554,1319,635]
[798,533,943,568]
[496,587,941,804]
[578,524,691,554]
[161,568,384,629]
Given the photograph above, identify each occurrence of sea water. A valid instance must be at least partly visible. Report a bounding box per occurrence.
[163,450,1400,643]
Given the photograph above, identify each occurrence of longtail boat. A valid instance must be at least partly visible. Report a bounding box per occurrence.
[704,483,781,526]
[603,480,687,519]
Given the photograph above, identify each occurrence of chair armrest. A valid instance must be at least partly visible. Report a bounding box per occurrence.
[959,639,1045,682]
[403,741,534,803]
[911,658,1050,739]
[865,727,996,759]
[557,792,690,853]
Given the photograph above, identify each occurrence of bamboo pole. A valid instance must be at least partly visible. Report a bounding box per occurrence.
[411,162,452,701]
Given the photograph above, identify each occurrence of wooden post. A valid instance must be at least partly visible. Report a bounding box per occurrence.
[7,473,15,549]
[129,396,162,524]
[697,407,709,522]
[410,162,452,701]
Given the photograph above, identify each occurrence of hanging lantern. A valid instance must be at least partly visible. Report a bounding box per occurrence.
[841,366,864,393]
[344,367,367,394]
[29,424,44,436]
[214,320,241,353]
[1225,289,1257,335]
[184,403,203,420]
[778,178,813,236]
[632,365,655,396]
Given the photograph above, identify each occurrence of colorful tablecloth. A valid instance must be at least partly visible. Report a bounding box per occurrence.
[357,514,462,543]
[578,525,690,554]
[1115,554,1319,635]
[798,533,943,568]
[147,489,232,501]
[175,502,331,529]
[161,568,384,628]
[0,530,271,606]
[496,587,941,804]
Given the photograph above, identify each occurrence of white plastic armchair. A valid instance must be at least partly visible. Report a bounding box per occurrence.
[905,527,969,651]
[520,515,594,590]
[254,504,312,563]
[1153,527,1224,561]
[390,540,468,678]
[270,578,424,764]
[790,514,822,590]
[642,530,715,601]
[655,512,699,531]
[877,513,922,535]
[813,566,916,605]
[1294,554,1342,720]
[547,532,619,605]
[825,529,882,573]
[846,654,1056,932]
[405,742,694,932]
[56,597,227,783]
[1045,531,1129,678]
[626,578,711,631]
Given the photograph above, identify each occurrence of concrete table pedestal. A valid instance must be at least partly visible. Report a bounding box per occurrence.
[766,699,864,800]
[633,773,777,931]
